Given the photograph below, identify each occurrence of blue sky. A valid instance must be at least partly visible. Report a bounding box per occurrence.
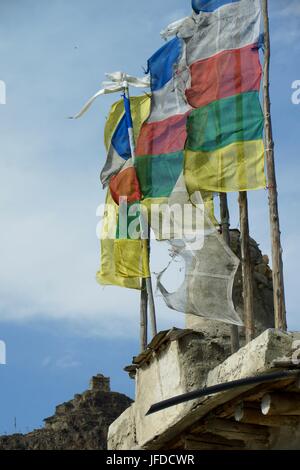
[0,0,300,434]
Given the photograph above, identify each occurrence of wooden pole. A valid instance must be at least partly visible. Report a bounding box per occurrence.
[235,402,300,427]
[238,191,255,343]
[123,83,157,350]
[219,193,240,353]
[146,224,157,337]
[262,0,287,330]
[219,193,231,246]
[140,279,148,351]
[261,393,300,416]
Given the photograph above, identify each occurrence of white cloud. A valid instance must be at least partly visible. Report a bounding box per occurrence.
[42,354,81,369]
[55,355,82,369]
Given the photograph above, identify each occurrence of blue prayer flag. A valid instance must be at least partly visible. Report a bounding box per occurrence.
[192,0,239,14]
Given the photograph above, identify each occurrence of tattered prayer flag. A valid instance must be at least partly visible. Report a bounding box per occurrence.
[192,0,240,14]
[97,95,152,288]
[134,0,265,324]
[155,177,242,326]
[96,191,149,289]
[108,96,143,206]
[72,76,152,289]
[109,162,142,205]
[101,95,150,188]
[184,0,266,193]
[135,37,189,203]
[185,91,265,193]
[96,191,142,289]
[136,36,218,229]
[140,0,265,197]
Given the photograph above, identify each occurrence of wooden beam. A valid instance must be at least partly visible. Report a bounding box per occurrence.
[184,432,245,450]
[272,359,296,368]
[200,417,269,445]
[235,402,300,427]
[238,191,255,343]
[261,392,300,416]
[262,0,287,330]
[186,432,242,446]
[184,440,235,450]
[219,193,240,353]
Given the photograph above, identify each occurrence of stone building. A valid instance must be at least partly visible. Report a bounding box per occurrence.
[109,329,300,450]
[108,232,300,450]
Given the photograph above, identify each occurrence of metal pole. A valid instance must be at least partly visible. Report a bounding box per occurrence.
[262,0,287,330]
[238,191,255,343]
[123,83,157,347]
[219,193,240,353]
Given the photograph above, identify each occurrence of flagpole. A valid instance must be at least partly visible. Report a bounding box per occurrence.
[238,191,255,343]
[262,0,287,331]
[145,235,157,337]
[123,82,157,348]
[140,278,148,352]
[219,193,240,353]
